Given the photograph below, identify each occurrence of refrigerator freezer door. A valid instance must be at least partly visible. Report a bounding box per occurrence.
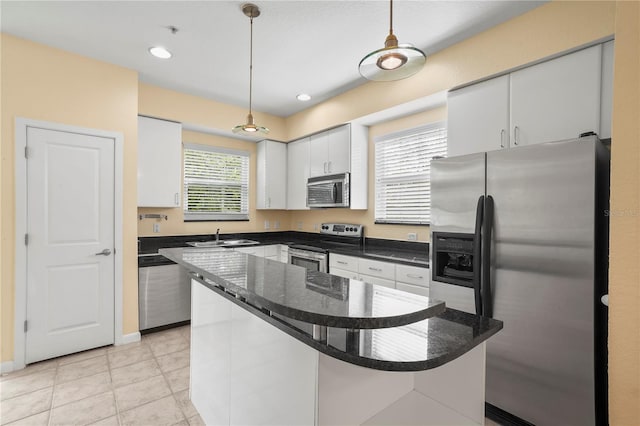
[430,152,486,235]
[485,138,597,426]
[430,153,486,315]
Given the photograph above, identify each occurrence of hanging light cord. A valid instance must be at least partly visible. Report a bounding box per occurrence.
[389,0,394,36]
[248,14,254,117]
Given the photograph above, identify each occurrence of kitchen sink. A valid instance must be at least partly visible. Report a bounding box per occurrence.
[187,239,260,248]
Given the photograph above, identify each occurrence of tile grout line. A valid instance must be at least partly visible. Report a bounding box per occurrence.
[106,345,122,426]
[46,361,59,426]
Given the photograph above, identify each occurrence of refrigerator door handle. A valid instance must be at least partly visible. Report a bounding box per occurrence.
[482,195,495,318]
[473,195,485,316]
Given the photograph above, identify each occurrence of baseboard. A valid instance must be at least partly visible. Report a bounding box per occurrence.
[117,332,141,345]
[1,361,15,374]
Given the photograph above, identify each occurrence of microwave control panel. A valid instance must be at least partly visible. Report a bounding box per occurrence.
[320,223,363,237]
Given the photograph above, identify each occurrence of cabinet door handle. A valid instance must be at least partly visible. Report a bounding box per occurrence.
[324,162,327,174]
[407,274,423,279]
[500,129,505,148]
[513,126,519,146]
[268,197,271,208]
[368,267,382,272]
[328,161,332,173]
[337,260,348,265]
[175,193,179,205]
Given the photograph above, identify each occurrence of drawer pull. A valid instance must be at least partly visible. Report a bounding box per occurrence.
[407,274,423,279]
[337,261,348,265]
[368,267,382,272]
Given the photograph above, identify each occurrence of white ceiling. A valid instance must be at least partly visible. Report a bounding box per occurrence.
[1,1,545,117]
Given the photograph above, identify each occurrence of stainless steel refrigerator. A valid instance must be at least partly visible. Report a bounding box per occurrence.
[430,135,609,426]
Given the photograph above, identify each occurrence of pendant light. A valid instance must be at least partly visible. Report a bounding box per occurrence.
[358,0,426,82]
[233,3,269,135]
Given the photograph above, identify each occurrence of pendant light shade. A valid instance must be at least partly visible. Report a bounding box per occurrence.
[233,3,269,135]
[359,0,426,82]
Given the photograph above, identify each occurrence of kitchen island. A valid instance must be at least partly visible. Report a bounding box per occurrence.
[161,247,502,426]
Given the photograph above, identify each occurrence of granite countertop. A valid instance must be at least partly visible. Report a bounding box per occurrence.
[160,247,443,329]
[194,274,503,372]
[141,231,429,267]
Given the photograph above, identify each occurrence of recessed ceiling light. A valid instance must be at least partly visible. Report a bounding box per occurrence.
[149,46,172,59]
[296,93,311,102]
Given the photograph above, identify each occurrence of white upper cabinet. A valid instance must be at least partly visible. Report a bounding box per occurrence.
[447,43,609,157]
[510,44,602,146]
[309,125,351,177]
[256,140,287,210]
[290,123,368,210]
[137,116,182,207]
[447,75,510,157]
[286,137,310,210]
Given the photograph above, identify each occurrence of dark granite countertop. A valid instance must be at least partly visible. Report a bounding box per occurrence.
[160,247,443,329]
[193,275,503,371]
[140,231,429,267]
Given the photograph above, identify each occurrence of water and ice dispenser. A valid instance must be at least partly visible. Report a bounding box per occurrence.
[431,232,478,287]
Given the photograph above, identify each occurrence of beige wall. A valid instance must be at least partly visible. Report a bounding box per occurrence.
[138,130,290,237]
[138,83,287,142]
[608,2,640,424]
[0,34,139,361]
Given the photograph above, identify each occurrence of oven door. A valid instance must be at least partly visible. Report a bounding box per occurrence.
[288,248,328,273]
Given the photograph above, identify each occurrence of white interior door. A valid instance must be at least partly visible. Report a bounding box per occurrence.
[26,126,115,364]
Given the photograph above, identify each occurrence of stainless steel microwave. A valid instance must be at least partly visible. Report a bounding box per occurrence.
[307,172,350,208]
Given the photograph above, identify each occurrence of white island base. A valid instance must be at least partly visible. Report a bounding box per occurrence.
[191,279,486,426]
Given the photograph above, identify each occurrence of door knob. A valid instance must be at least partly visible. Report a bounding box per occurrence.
[95,249,112,256]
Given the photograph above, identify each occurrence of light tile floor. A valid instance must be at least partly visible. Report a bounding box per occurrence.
[2,324,505,426]
[0,325,202,426]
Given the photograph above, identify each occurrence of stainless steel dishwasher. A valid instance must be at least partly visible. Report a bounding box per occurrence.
[138,253,191,332]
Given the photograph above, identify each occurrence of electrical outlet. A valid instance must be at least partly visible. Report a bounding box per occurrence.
[407,232,417,241]
[153,223,161,233]
[264,220,270,230]
[297,221,303,231]
[274,220,280,230]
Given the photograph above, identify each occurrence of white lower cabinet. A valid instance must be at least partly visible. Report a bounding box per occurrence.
[234,246,265,257]
[395,264,430,297]
[279,245,289,263]
[330,267,359,280]
[263,244,279,260]
[329,253,431,295]
[330,253,358,273]
[358,273,395,289]
[396,282,430,297]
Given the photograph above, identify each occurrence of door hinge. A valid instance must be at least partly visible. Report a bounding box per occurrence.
[24,320,28,333]
[24,234,29,246]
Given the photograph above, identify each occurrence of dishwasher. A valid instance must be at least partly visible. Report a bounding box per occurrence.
[138,252,191,332]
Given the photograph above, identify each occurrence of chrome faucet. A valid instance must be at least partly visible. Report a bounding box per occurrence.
[215,228,220,243]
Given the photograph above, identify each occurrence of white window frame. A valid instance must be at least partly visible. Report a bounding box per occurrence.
[183,143,250,221]
[374,122,447,225]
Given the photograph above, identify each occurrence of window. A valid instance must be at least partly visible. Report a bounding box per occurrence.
[183,144,249,221]
[375,122,447,225]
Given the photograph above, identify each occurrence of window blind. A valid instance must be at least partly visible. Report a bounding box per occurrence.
[183,144,249,221]
[375,122,447,225]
